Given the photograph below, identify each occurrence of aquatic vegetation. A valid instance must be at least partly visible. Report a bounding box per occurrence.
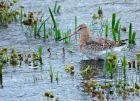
[44,91,54,98]
[65,64,74,73]
[128,23,136,44]
[20,6,24,26]
[49,7,61,41]
[98,7,103,19]
[0,0,19,26]
[0,47,43,67]
[53,1,61,15]
[136,53,140,68]
[81,65,93,80]
[75,16,78,39]
[106,53,118,79]
[83,78,140,100]
[121,56,127,79]
[55,71,59,83]
[63,28,71,43]
[0,63,3,88]
[49,64,53,83]
[22,11,50,38]
[38,45,43,64]
[10,49,19,66]
[111,13,121,41]
[105,22,109,40]
[121,26,127,32]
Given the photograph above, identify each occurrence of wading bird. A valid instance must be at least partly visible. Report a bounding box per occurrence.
[60,24,127,60]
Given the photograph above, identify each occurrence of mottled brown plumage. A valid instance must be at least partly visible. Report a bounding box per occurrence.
[61,24,127,59]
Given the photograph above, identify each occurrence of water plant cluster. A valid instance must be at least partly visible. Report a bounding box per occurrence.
[0,47,43,66]
[44,90,60,101]
[0,0,19,26]
[19,1,71,43]
[81,52,140,100]
[91,8,137,46]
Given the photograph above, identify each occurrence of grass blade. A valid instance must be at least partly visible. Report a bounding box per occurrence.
[128,23,132,44]
[112,13,116,29]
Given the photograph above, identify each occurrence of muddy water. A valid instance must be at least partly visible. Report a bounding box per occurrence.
[0,0,140,101]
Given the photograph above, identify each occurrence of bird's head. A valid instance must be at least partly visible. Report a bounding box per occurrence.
[59,24,91,43]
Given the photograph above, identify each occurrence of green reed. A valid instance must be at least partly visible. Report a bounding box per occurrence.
[0,63,3,88]
[50,64,53,83]
[132,31,136,44]
[36,17,50,38]
[105,23,108,40]
[75,16,78,39]
[54,1,58,14]
[53,1,61,15]
[34,21,38,38]
[112,13,116,29]
[121,56,127,79]
[114,18,121,33]
[128,23,136,45]
[49,7,61,40]
[103,51,108,77]
[57,5,61,14]
[112,29,117,41]
[20,6,24,26]
[118,27,121,42]
[128,23,132,44]
[55,71,59,83]
[56,28,61,41]
[49,7,57,29]
[43,23,48,41]
[108,62,113,79]
[63,28,71,43]
[38,45,43,64]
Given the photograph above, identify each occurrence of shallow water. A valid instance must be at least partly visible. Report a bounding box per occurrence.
[0,0,140,101]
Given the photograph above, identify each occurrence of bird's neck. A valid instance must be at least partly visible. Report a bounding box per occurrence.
[80,28,91,45]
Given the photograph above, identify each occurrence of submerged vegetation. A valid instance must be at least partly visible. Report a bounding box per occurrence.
[0,0,19,26]
[0,46,43,67]
[0,0,140,101]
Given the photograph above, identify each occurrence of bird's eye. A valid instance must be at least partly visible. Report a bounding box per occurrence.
[78,27,82,30]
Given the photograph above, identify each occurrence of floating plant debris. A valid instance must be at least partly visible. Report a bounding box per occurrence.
[65,64,74,73]
[0,0,19,26]
[44,91,54,98]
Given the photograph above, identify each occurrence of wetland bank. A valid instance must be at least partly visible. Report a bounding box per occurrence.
[0,0,140,101]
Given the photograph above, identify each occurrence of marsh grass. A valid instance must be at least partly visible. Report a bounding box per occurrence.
[34,21,38,38]
[55,71,59,83]
[112,13,116,29]
[75,16,78,39]
[0,63,3,88]
[118,27,121,42]
[111,13,121,41]
[20,6,24,26]
[128,23,136,45]
[0,0,19,26]
[50,64,53,83]
[105,23,108,40]
[121,56,127,79]
[38,45,43,65]
[63,29,71,44]
[43,23,48,41]
[49,7,61,40]
[114,18,121,33]
[53,1,61,15]
[128,23,132,44]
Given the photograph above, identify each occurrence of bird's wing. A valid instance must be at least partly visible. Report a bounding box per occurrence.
[84,37,123,51]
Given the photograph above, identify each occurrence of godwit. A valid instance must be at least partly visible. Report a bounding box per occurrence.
[60,24,127,59]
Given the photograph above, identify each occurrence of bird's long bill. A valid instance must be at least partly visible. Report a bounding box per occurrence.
[59,30,79,41]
